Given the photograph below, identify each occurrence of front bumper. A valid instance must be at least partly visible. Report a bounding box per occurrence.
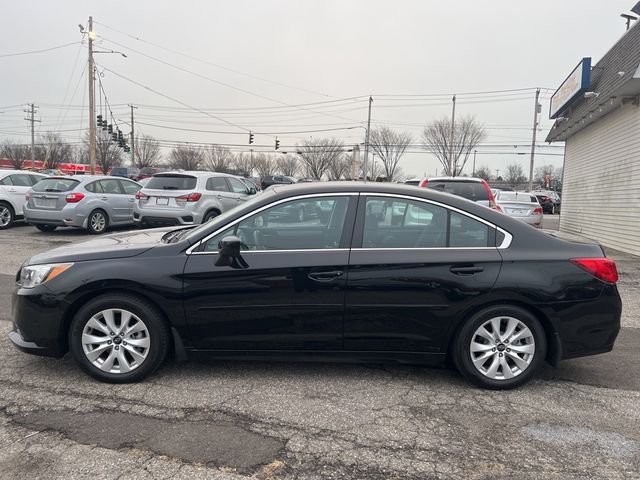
[10,283,66,358]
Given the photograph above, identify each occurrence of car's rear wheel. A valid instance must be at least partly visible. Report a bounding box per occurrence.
[35,224,57,232]
[453,306,546,389]
[69,294,170,383]
[203,210,220,223]
[88,209,108,234]
[0,203,15,229]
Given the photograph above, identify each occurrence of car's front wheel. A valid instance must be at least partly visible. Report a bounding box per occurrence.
[69,294,170,383]
[453,306,546,389]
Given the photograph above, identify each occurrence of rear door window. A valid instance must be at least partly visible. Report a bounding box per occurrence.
[33,178,79,192]
[450,211,490,247]
[426,181,489,202]
[206,177,230,191]
[98,179,123,194]
[146,175,197,190]
[7,174,33,187]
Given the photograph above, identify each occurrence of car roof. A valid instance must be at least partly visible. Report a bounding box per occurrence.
[0,169,45,177]
[43,175,132,183]
[154,170,232,177]
[426,177,485,183]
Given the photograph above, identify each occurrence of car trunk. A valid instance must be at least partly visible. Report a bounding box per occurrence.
[28,178,80,212]
[139,174,197,210]
[499,201,538,216]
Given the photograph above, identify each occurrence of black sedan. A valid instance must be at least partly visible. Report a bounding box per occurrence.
[9,182,621,389]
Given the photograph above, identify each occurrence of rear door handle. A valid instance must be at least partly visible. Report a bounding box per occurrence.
[450,265,484,275]
[100,196,108,201]
[308,271,343,282]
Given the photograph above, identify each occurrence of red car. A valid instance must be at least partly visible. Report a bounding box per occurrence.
[418,177,498,210]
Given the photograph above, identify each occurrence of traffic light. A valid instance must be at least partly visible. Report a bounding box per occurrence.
[275,137,280,150]
[97,114,103,126]
[107,124,113,134]
[249,131,254,144]
[117,129,123,142]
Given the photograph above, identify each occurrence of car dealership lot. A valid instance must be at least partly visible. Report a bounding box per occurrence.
[0,217,639,479]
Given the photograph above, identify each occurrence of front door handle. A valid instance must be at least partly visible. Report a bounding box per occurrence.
[308,271,343,282]
[450,265,484,275]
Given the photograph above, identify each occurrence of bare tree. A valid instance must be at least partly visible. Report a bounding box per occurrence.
[297,138,344,180]
[204,144,234,173]
[534,164,555,183]
[277,154,299,177]
[253,153,276,176]
[35,132,73,170]
[233,152,254,177]
[505,163,526,187]
[474,165,492,181]
[327,153,350,180]
[169,144,204,170]
[367,156,383,181]
[368,127,412,181]
[0,141,29,169]
[421,116,486,176]
[133,135,162,169]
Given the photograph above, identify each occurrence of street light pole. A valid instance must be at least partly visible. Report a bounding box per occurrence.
[528,88,541,192]
[472,149,477,176]
[363,96,373,181]
[448,94,456,176]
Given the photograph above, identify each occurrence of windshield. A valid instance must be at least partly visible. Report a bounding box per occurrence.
[145,174,197,190]
[426,181,489,202]
[183,188,277,243]
[32,178,79,192]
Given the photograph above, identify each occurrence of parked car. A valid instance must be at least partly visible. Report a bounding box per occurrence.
[24,176,141,234]
[258,175,296,189]
[418,177,498,210]
[494,191,543,228]
[135,167,164,182]
[9,182,621,389]
[133,171,257,227]
[534,190,561,214]
[0,170,46,229]
[403,178,422,186]
[110,167,140,180]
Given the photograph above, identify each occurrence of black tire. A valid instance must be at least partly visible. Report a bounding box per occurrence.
[35,224,57,232]
[69,293,170,383]
[87,209,108,234]
[203,210,220,223]
[452,305,546,390]
[0,202,15,230]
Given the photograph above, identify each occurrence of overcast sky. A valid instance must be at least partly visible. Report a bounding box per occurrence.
[0,1,635,178]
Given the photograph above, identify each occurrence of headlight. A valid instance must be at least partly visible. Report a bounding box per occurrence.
[19,263,73,289]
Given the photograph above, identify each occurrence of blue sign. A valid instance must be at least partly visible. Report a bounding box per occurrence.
[549,58,591,119]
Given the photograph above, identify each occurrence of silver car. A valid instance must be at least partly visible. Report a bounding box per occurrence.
[24,175,141,234]
[133,171,257,227]
[494,191,543,228]
[0,170,46,229]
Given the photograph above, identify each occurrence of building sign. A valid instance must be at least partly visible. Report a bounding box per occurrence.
[549,57,591,119]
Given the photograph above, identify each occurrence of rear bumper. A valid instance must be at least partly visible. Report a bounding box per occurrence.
[24,205,85,228]
[133,205,200,225]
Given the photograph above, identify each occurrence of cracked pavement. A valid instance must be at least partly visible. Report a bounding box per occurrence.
[0,218,639,479]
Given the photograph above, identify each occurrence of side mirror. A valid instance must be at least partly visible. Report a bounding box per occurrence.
[215,236,248,268]
[248,187,257,195]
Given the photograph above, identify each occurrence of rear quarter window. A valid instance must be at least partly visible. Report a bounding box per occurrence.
[33,178,79,192]
[145,175,197,190]
[427,181,489,202]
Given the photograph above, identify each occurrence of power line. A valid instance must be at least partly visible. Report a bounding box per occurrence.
[0,41,81,58]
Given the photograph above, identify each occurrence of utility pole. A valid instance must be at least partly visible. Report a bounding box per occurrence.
[528,88,541,192]
[362,96,373,181]
[472,149,477,176]
[23,103,40,168]
[448,94,456,176]
[129,104,137,166]
[88,16,96,174]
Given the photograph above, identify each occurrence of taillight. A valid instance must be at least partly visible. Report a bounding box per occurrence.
[542,196,550,202]
[418,178,428,188]
[482,180,498,210]
[570,258,618,284]
[65,192,85,203]
[176,192,202,202]
[533,207,543,215]
[135,192,149,200]
[25,193,29,201]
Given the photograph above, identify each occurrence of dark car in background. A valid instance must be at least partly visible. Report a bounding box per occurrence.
[258,175,296,189]
[9,182,620,389]
[110,167,140,180]
[419,177,498,210]
[534,191,561,214]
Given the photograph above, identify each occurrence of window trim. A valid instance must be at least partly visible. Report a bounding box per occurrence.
[187,192,360,255]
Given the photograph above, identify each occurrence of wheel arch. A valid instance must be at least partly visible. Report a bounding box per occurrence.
[59,283,184,360]
[445,300,559,367]
[202,206,222,223]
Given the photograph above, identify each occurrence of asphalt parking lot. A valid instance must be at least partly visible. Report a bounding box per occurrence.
[0,215,639,479]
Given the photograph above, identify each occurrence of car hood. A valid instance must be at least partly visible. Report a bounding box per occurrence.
[26,228,176,265]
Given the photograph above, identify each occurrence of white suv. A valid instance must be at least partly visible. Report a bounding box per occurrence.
[133,171,257,227]
[0,170,46,229]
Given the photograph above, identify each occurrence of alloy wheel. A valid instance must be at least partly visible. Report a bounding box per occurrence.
[0,206,12,227]
[90,212,106,232]
[81,308,151,374]
[469,316,535,380]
